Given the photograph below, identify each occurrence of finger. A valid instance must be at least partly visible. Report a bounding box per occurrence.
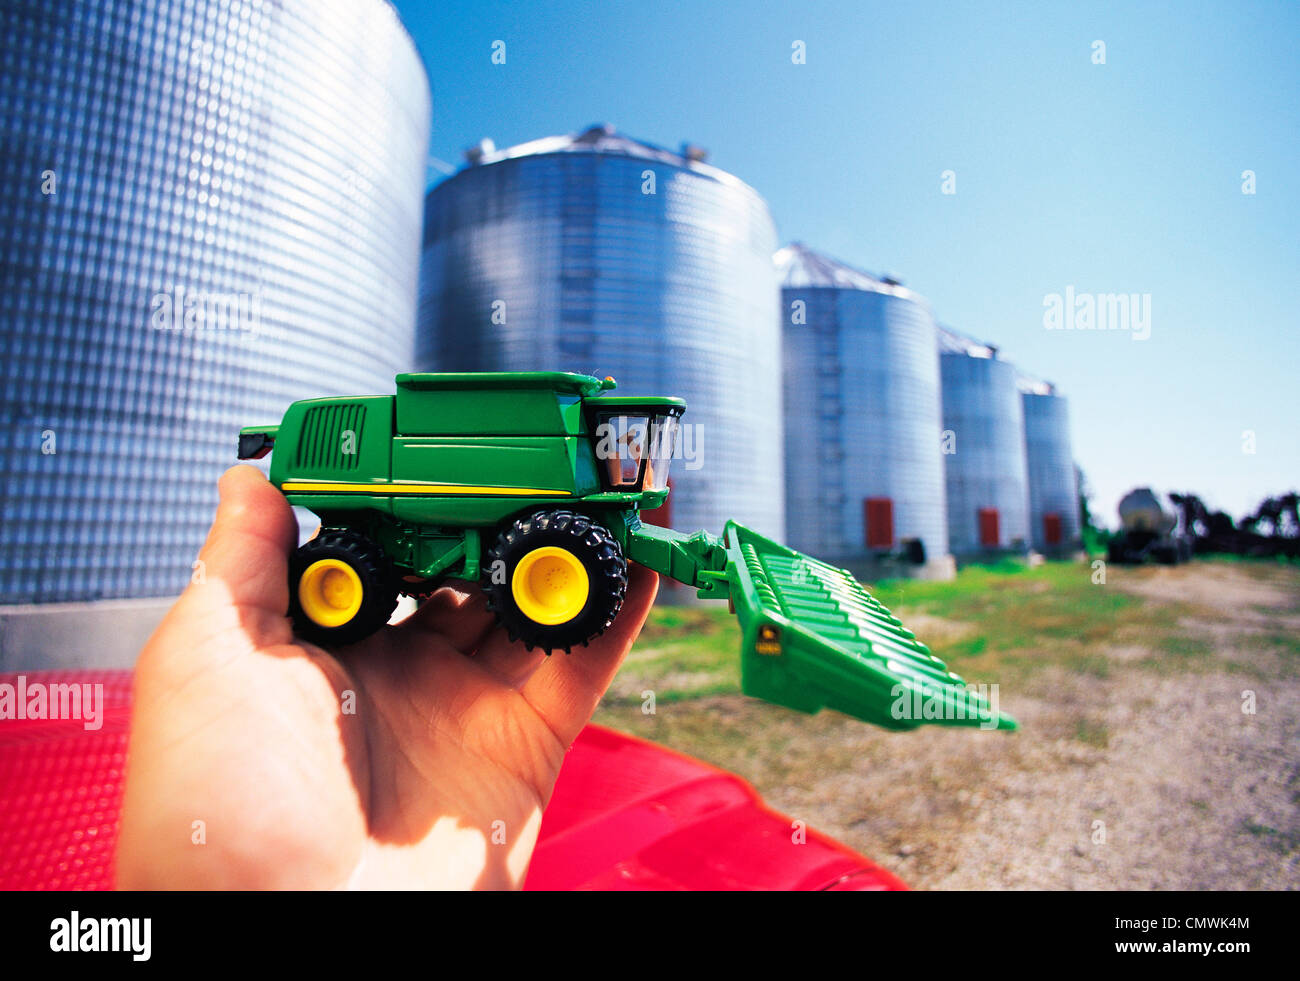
[518,562,659,746]
[192,464,297,619]
[472,629,548,690]
[396,581,497,654]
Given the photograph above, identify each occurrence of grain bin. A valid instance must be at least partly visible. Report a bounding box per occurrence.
[418,125,784,539]
[938,328,1030,557]
[1019,375,1082,555]
[778,244,952,579]
[0,0,430,608]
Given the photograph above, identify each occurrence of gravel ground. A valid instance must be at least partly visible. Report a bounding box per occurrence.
[601,561,1300,889]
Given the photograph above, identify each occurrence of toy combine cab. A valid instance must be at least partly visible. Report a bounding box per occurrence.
[240,371,1015,732]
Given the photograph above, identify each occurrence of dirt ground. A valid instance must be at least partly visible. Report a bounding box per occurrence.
[598,561,1300,889]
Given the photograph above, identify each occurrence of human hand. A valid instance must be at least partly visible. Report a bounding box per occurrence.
[115,465,658,890]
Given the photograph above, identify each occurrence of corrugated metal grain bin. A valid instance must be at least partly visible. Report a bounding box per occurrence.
[0,0,430,605]
[938,329,1030,556]
[778,244,952,579]
[1019,376,1082,555]
[417,125,784,539]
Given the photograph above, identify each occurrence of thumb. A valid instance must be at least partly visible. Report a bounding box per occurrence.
[190,464,299,621]
[139,465,299,668]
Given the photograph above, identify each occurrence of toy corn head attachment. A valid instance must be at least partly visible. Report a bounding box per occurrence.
[240,371,1015,732]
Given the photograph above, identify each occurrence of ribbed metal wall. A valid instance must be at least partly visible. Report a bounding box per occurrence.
[781,251,948,565]
[1022,391,1081,551]
[939,341,1030,554]
[0,0,430,603]
[418,127,784,538]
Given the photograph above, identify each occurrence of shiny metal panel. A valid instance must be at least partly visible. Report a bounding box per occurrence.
[1022,391,1081,551]
[418,128,784,539]
[781,247,948,565]
[0,0,430,602]
[940,346,1030,554]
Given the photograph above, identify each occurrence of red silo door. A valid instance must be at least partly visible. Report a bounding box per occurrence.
[864,498,894,548]
[1043,512,1063,546]
[978,508,1000,547]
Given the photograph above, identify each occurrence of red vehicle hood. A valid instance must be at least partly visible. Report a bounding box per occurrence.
[0,670,904,891]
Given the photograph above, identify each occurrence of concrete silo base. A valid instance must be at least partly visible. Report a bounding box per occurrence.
[0,594,447,671]
[839,555,957,583]
[1037,546,1088,562]
[951,546,1033,568]
[0,598,176,672]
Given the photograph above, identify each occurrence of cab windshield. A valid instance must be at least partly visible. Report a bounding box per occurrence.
[594,411,680,492]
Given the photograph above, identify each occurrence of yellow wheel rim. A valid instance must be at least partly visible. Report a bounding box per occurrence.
[298,558,364,628]
[511,546,589,625]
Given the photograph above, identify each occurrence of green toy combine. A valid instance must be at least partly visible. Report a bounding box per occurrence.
[240,371,1014,732]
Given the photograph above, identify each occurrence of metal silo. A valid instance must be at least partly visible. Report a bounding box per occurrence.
[1019,376,1082,555]
[778,244,952,579]
[938,328,1030,557]
[0,2,429,622]
[418,125,784,539]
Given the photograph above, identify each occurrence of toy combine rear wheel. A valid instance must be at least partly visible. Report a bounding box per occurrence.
[289,528,398,646]
[484,510,628,653]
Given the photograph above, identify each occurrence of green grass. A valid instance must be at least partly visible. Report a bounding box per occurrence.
[1240,820,1300,855]
[612,557,1297,706]
[606,605,738,705]
[1245,631,1300,657]
[1147,632,1216,667]
[1073,717,1111,749]
[868,560,1147,686]
[1200,551,1300,568]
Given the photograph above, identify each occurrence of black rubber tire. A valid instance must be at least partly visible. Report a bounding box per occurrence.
[288,528,398,647]
[484,510,628,653]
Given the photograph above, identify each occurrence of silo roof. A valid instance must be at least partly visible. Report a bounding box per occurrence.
[1016,371,1058,396]
[458,123,759,194]
[937,324,999,360]
[775,242,926,303]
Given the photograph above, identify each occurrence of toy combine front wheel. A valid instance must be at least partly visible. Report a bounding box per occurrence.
[289,528,398,646]
[484,510,628,653]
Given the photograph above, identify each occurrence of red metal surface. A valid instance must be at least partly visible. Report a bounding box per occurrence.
[0,671,133,890]
[864,497,895,548]
[0,670,905,891]
[524,724,905,890]
[978,507,1000,547]
[1043,512,1063,546]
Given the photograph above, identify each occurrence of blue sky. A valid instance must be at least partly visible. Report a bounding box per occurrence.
[391,0,1298,526]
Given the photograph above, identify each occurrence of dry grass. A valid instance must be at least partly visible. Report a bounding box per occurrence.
[594,558,1300,889]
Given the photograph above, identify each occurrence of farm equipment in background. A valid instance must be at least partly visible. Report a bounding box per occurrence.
[240,371,1015,732]
[1106,488,1195,565]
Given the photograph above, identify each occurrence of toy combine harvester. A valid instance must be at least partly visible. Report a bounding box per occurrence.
[240,372,1014,732]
